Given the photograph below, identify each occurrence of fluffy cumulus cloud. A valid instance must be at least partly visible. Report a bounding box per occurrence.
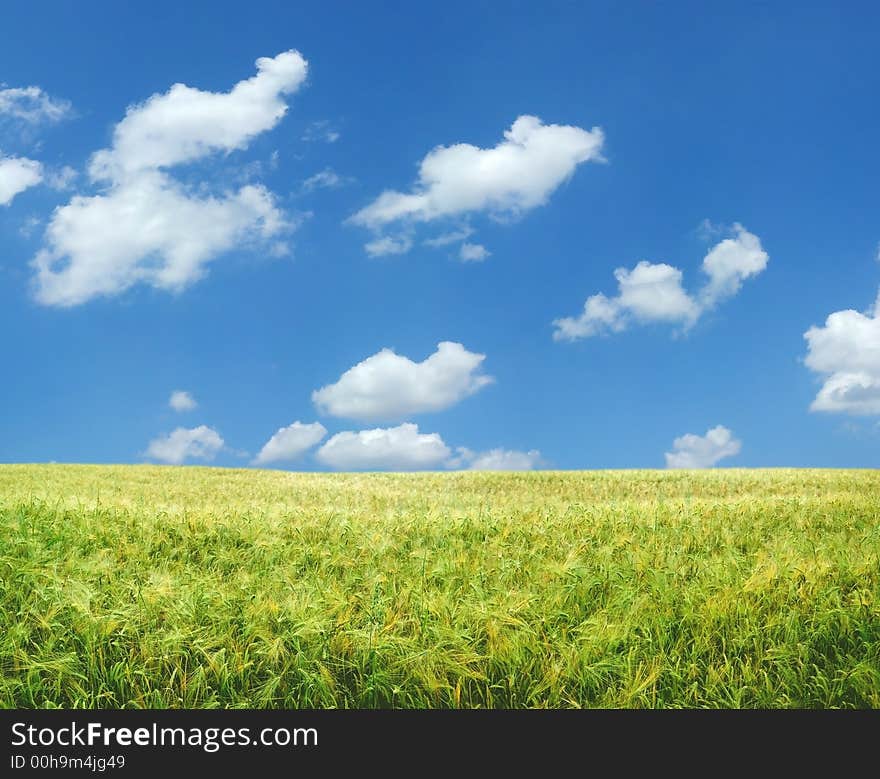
[350,115,604,257]
[0,85,71,124]
[453,447,542,470]
[33,172,286,306]
[88,52,307,179]
[803,290,880,415]
[32,51,307,307]
[169,390,197,412]
[698,226,770,307]
[312,341,493,421]
[553,224,768,341]
[316,423,451,470]
[145,425,224,464]
[665,425,741,469]
[554,262,698,339]
[0,155,42,205]
[253,420,327,465]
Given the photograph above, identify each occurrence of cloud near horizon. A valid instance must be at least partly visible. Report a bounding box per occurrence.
[453,447,542,470]
[664,425,741,468]
[312,341,493,422]
[145,425,224,464]
[316,423,451,470]
[313,422,544,471]
[253,421,327,465]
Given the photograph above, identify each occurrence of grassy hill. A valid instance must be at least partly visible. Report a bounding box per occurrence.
[1,464,878,708]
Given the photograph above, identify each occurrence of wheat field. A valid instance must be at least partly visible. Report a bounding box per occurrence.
[1,464,878,708]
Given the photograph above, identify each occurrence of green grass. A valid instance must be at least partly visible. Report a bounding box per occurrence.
[1,464,878,708]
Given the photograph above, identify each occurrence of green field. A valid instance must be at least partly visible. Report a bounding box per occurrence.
[1,464,878,708]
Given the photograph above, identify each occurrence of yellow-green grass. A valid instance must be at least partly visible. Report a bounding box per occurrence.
[1,464,878,708]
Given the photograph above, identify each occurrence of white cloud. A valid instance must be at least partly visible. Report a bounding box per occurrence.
[302,120,340,143]
[145,425,224,464]
[614,262,698,323]
[804,289,880,415]
[19,215,41,238]
[809,372,880,415]
[253,420,327,465]
[698,226,769,307]
[454,447,542,470]
[351,115,603,227]
[553,224,768,341]
[302,168,349,191]
[665,425,741,469]
[1,159,76,208]
[0,155,42,205]
[0,85,71,124]
[89,51,307,180]
[169,390,197,412]
[423,226,474,247]
[316,423,450,470]
[554,262,697,340]
[364,233,413,257]
[459,242,490,262]
[0,85,73,205]
[350,115,604,255]
[313,341,493,421]
[695,218,725,242]
[45,165,78,190]
[32,51,306,307]
[33,172,286,306]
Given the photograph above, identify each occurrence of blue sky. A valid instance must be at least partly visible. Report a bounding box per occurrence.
[1,1,878,470]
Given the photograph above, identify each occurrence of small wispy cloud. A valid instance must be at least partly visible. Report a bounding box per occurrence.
[301,167,352,192]
[45,165,77,190]
[169,390,197,412]
[0,85,72,124]
[423,226,474,247]
[364,233,413,257]
[459,242,490,262]
[302,120,340,143]
[19,215,41,238]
